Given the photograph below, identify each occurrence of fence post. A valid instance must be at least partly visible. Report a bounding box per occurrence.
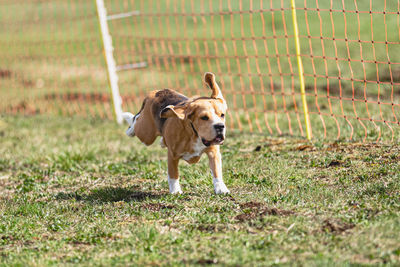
[290,0,312,140]
[95,0,123,124]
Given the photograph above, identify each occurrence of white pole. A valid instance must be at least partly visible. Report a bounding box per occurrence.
[96,0,123,124]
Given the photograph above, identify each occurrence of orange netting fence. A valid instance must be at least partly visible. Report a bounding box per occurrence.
[1,0,399,142]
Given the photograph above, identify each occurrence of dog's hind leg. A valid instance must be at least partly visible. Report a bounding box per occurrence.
[122,97,157,145]
[129,98,159,146]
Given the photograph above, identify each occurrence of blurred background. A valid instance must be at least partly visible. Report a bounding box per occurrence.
[1,0,399,141]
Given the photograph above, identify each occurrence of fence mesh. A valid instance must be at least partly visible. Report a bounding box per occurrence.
[1,0,399,142]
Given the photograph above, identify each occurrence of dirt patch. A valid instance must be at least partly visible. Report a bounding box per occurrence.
[44,92,110,103]
[0,69,12,79]
[183,258,219,265]
[195,224,228,233]
[235,201,295,222]
[140,203,175,212]
[379,69,400,95]
[8,101,39,115]
[327,160,342,167]
[325,142,400,163]
[69,240,91,246]
[295,144,314,151]
[0,235,14,242]
[322,219,355,234]
[195,258,218,265]
[319,82,368,99]
[239,202,264,209]
[326,142,381,153]
[43,92,138,104]
[196,224,216,232]
[55,187,165,203]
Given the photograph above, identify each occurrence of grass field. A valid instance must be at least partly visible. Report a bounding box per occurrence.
[0,115,399,265]
[1,2,400,265]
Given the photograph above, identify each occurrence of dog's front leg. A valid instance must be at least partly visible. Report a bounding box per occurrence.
[167,151,183,194]
[207,146,230,194]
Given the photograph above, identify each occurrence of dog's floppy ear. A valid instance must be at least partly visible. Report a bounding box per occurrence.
[160,105,185,120]
[204,72,225,102]
[184,104,196,121]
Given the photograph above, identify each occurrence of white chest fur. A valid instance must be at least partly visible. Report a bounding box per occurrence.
[181,138,206,161]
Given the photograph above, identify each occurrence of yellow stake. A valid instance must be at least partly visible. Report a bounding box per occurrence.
[291,0,312,140]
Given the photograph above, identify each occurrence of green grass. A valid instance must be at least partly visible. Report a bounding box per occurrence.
[1,2,400,265]
[0,115,399,266]
[1,0,400,141]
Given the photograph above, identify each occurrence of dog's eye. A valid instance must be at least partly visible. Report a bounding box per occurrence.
[221,113,225,118]
[201,116,209,121]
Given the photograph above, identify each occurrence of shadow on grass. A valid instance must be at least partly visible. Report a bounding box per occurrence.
[55,186,165,203]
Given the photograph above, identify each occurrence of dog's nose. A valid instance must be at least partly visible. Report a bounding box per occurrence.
[214,123,225,131]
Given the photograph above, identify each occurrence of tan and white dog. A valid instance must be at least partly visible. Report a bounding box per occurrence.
[122,72,229,194]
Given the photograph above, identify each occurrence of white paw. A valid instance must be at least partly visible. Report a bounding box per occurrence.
[168,177,183,194]
[213,179,230,194]
[170,188,183,194]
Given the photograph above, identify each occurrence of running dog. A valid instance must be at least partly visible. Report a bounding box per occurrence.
[122,72,229,194]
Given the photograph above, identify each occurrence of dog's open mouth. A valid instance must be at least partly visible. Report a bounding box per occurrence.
[202,135,225,146]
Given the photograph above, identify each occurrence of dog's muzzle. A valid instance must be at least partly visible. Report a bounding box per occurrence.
[201,135,224,147]
[202,123,225,146]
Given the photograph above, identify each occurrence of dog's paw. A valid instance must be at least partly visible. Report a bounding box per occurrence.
[213,179,230,194]
[170,188,183,194]
[168,177,183,194]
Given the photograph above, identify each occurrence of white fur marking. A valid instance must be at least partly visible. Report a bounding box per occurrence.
[216,91,225,102]
[211,160,229,194]
[211,110,223,124]
[168,176,183,194]
[213,177,230,194]
[181,137,206,161]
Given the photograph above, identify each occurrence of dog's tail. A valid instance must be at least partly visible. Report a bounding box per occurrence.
[122,98,146,137]
[122,98,146,124]
[122,112,135,137]
[122,112,134,125]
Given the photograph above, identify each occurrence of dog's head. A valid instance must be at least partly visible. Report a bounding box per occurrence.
[160,72,227,146]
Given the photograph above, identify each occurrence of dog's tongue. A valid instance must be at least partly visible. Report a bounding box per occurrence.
[214,136,223,143]
[202,136,224,146]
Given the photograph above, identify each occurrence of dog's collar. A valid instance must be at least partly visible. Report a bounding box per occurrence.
[190,122,198,137]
